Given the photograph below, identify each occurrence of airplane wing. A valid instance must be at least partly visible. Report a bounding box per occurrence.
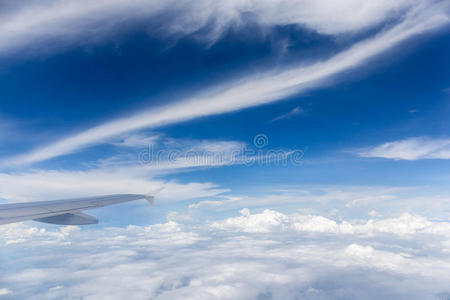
[0,194,154,226]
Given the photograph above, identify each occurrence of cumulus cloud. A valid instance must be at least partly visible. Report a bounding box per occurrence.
[2,210,450,299]
[211,208,450,236]
[357,137,450,160]
[4,0,449,166]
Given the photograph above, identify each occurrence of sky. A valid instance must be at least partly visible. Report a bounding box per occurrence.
[0,0,450,299]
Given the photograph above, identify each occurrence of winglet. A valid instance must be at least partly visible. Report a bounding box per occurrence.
[145,194,156,206]
[145,187,164,206]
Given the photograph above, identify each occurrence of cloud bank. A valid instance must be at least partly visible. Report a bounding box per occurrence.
[212,208,449,236]
[2,210,450,299]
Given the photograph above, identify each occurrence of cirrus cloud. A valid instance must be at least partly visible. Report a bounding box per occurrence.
[5,0,449,167]
[357,137,450,160]
[0,0,422,55]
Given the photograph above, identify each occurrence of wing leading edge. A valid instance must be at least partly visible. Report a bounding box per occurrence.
[0,194,154,225]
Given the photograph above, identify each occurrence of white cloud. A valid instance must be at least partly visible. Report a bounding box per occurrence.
[0,0,421,55]
[0,136,270,203]
[2,211,450,299]
[96,135,254,172]
[166,211,194,223]
[269,106,304,123]
[358,137,450,160]
[0,288,12,296]
[4,1,449,166]
[192,186,407,209]
[0,135,305,206]
[0,167,227,203]
[212,209,288,233]
[211,208,447,236]
[369,210,379,217]
[190,185,450,221]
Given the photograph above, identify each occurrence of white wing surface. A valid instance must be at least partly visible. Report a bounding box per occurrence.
[0,194,154,225]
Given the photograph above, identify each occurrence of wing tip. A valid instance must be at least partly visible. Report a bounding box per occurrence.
[144,187,164,206]
[145,194,156,206]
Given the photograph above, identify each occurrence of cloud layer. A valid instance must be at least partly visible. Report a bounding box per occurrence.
[2,209,450,299]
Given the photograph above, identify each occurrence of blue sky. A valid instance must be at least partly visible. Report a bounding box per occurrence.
[0,1,450,299]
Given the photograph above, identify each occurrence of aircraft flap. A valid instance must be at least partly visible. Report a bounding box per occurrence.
[33,212,99,225]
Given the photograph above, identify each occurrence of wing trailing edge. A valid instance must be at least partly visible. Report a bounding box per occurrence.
[34,212,98,225]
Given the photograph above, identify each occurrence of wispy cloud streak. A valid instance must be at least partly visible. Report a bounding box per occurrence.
[357,137,450,160]
[269,106,304,123]
[0,0,419,54]
[5,1,449,166]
